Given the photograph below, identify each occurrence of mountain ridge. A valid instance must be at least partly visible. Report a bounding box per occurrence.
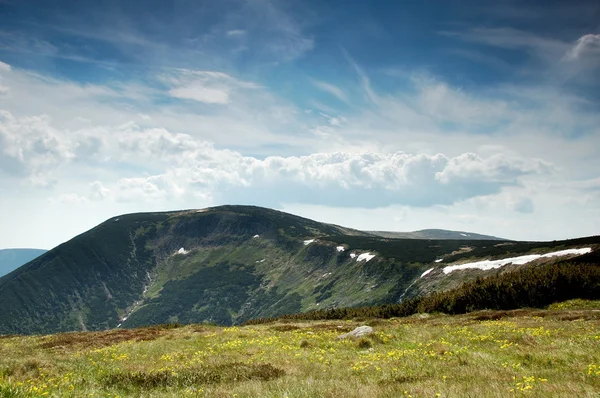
[0,205,596,335]
[366,229,505,240]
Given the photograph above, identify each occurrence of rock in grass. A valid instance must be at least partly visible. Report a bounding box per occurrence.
[337,325,373,339]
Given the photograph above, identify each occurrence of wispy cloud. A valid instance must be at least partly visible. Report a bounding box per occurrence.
[226,30,246,37]
[164,70,260,105]
[311,80,349,103]
[442,27,569,61]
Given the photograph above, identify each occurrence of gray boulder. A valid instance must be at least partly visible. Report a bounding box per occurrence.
[337,325,373,339]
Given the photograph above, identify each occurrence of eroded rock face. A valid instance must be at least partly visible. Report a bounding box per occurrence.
[337,325,373,339]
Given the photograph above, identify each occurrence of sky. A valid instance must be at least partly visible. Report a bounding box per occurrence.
[1,0,599,249]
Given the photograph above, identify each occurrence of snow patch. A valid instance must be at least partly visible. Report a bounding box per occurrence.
[356,253,376,262]
[196,208,207,213]
[303,239,315,245]
[434,259,443,263]
[336,246,345,252]
[253,234,260,238]
[256,259,265,263]
[421,268,434,278]
[443,248,592,274]
[350,253,357,259]
[460,233,468,237]
[114,218,120,222]
[177,247,189,255]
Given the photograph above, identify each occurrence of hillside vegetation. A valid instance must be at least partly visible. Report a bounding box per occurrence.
[246,261,600,323]
[0,205,597,335]
[1,300,600,397]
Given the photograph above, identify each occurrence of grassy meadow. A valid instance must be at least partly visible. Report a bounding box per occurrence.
[1,299,600,397]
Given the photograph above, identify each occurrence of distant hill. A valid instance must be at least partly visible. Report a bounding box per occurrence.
[0,249,47,278]
[0,205,595,335]
[367,229,505,240]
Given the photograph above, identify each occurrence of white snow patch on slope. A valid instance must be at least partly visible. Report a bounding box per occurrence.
[304,239,315,245]
[356,253,376,262]
[253,234,260,238]
[460,233,468,237]
[177,247,189,255]
[435,259,443,263]
[350,253,357,259]
[421,268,434,278]
[256,259,265,263]
[443,248,592,274]
[336,246,345,252]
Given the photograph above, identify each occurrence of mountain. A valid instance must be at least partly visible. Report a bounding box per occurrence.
[367,229,504,240]
[0,248,47,278]
[0,205,596,335]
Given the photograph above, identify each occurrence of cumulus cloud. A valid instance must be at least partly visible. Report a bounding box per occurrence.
[1,109,554,207]
[435,153,551,184]
[0,111,76,179]
[68,123,550,208]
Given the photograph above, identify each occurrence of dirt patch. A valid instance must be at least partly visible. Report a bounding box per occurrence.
[37,325,179,350]
[470,309,549,321]
[270,325,301,332]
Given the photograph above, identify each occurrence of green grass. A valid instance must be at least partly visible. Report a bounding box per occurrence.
[1,301,600,397]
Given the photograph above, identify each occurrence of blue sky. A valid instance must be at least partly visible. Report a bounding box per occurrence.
[1,0,599,248]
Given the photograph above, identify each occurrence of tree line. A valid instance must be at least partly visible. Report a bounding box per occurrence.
[243,261,600,324]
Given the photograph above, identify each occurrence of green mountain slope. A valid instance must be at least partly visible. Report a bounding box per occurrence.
[0,248,47,278]
[0,205,596,335]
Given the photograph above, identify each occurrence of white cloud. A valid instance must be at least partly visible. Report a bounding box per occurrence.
[0,111,76,179]
[165,69,260,105]
[566,34,600,60]
[312,80,349,103]
[0,61,10,95]
[512,197,534,214]
[226,30,246,37]
[48,119,551,208]
[443,27,568,61]
[435,153,551,185]
[169,85,230,104]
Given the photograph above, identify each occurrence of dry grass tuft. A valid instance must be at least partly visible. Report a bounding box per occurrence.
[356,337,372,349]
[270,324,301,332]
[299,339,310,348]
[102,362,285,389]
